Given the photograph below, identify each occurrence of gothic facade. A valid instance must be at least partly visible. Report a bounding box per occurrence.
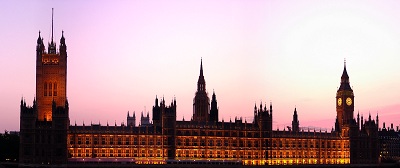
[20,18,379,166]
[67,61,379,165]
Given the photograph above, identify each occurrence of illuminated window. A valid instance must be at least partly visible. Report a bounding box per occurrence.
[44,82,47,96]
[157,138,161,145]
[53,82,57,96]
[49,82,52,96]
[150,139,154,145]
[94,137,98,145]
[69,138,74,145]
[141,139,145,145]
[125,138,130,145]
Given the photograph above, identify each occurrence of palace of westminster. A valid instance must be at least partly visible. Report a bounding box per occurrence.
[19,16,381,166]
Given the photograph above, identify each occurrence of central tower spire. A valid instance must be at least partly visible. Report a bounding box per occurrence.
[193,58,210,122]
[197,58,205,91]
[200,58,203,76]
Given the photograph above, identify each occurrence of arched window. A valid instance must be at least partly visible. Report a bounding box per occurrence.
[49,82,52,96]
[53,82,57,96]
[44,82,47,96]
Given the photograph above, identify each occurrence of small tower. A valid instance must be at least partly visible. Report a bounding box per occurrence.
[292,108,299,132]
[209,90,219,122]
[152,95,162,126]
[127,111,136,127]
[140,111,151,127]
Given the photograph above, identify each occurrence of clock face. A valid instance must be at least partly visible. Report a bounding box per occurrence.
[337,98,342,106]
[346,97,352,106]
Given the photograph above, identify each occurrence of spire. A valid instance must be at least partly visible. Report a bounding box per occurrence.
[369,112,371,121]
[212,90,216,100]
[51,8,54,44]
[37,31,42,44]
[200,57,203,77]
[341,59,349,79]
[60,30,65,45]
[338,59,352,91]
[197,58,206,92]
[48,8,56,54]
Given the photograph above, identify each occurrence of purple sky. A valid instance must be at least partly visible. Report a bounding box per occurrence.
[1,0,400,132]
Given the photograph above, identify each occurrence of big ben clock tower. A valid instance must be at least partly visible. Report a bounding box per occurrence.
[336,61,354,136]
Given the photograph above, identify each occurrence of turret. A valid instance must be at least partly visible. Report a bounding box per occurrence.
[209,91,219,122]
[292,108,299,132]
[270,102,273,118]
[357,112,360,130]
[152,96,162,126]
[36,31,45,66]
[162,99,177,159]
[59,31,67,56]
[253,103,257,124]
[127,111,136,127]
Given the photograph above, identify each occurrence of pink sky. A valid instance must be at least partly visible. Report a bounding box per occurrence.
[1,0,400,132]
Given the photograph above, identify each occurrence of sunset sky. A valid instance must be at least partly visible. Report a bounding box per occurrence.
[1,0,400,132]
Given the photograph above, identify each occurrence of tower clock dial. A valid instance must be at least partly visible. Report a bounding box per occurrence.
[346,97,352,106]
[337,98,342,106]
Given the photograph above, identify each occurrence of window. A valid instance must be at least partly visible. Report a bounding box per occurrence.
[49,82,52,96]
[44,82,47,96]
[125,138,130,145]
[94,137,98,145]
[69,139,74,145]
[53,82,57,96]
[118,138,122,145]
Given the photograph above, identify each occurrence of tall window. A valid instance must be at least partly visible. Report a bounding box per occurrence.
[53,82,57,96]
[44,82,47,96]
[49,82,52,96]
